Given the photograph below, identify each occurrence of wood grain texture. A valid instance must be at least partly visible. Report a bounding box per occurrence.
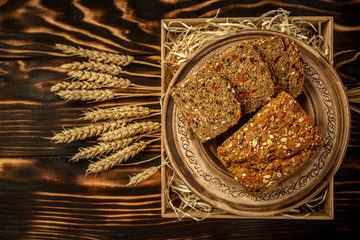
[0,0,360,239]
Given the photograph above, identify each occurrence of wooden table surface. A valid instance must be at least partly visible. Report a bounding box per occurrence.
[1,0,359,239]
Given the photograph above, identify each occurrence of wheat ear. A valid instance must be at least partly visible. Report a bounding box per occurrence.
[56,89,161,102]
[70,137,136,162]
[127,164,162,186]
[98,121,161,142]
[50,119,127,143]
[56,89,115,102]
[67,70,161,91]
[55,44,161,68]
[85,138,160,175]
[61,61,160,78]
[51,81,101,92]
[80,105,159,122]
[51,80,132,92]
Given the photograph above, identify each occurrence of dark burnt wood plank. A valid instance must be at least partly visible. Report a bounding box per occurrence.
[0,156,359,239]
[0,0,359,239]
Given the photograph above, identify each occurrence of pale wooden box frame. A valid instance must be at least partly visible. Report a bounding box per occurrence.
[160,16,334,220]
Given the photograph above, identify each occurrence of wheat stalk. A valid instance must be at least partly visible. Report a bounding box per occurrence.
[347,85,360,104]
[350,105,360,115]
[55,89,161,102]
[85,138,160,175]
[50,119,127,143]
[61,61,160,78]
[98,121,160,142]
[55,44,161,68]
[70,137,136,162]
[120,151,161,166]
[66,70,161,91]
[80,105,159,122]
[127,164,162,185]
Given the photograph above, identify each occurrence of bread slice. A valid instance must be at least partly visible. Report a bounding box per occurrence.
[251,36,304,98]
[170,66,242,143]
[209,41,275,115]
[217,91,325,197]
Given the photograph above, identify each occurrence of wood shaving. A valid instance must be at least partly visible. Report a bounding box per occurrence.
[163,8,330,86]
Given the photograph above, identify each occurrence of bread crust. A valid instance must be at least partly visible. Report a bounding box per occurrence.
[217,92,325,197]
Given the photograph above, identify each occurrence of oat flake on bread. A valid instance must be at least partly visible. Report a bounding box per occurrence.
[217,91,325,197]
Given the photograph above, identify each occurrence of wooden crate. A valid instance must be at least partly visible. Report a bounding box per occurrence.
[161,16,334,220]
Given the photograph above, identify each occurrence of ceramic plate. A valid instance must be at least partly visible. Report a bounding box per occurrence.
[162,30,350,216]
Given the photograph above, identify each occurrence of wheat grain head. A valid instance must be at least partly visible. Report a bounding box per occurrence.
[50,119,127,143]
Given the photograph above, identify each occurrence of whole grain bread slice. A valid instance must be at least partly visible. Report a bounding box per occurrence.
[209,41,275,115]
[251,36,305,98]
[170,66,242,143]
[217,91,325,197]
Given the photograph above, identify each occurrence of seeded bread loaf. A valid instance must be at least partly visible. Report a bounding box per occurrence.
[209,41,275,115]
[251,36,304,98]
[217,91,325,197]
[170,66,242,143]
